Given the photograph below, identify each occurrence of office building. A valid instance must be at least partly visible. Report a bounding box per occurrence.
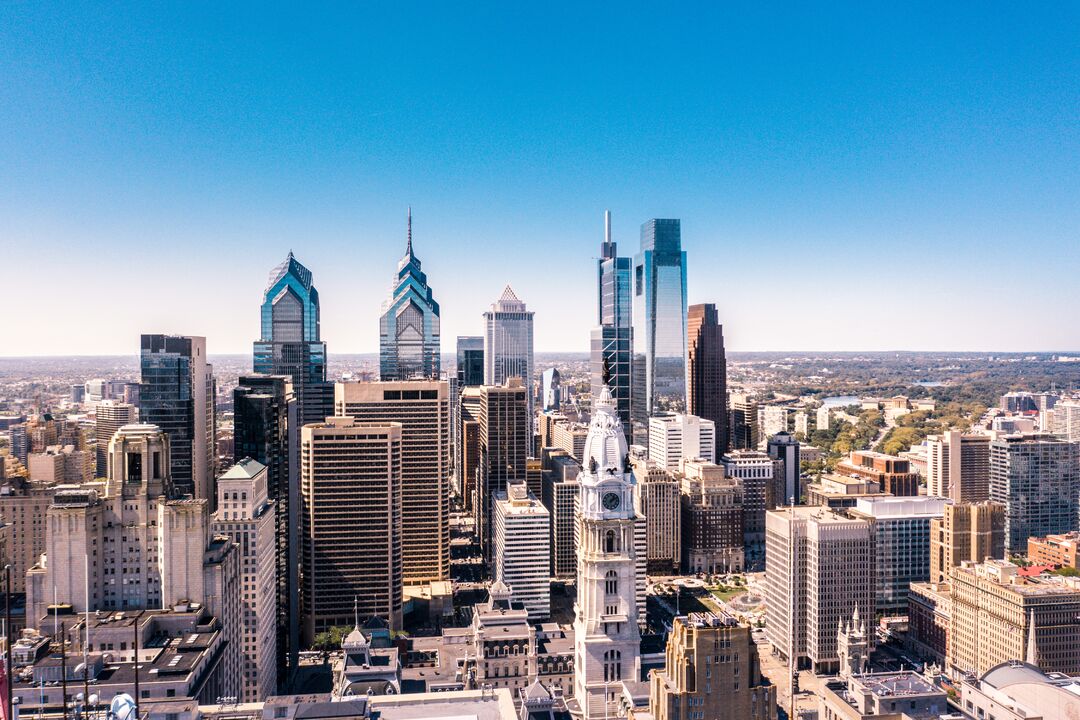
[458,386,483,513]
[679,459,744,575]
[476,382,530,561]
[993,415,1037,434]
[94,400,136,478]
[540,367,561,412]
[483,286,535,422]
[0,477,54,593]
[949,559,1080,676]
[929,502,1005,584]
[767,431,801,506]
[686,303,729,456]
[299,417,403,640]
[631,456,681,574]
[764,506,875,673]
[552,419,589,463]
[989,433,1080,551]
[591,211,634,442]
[379,209,441,381]
[849,496,949,613]
[573,387,642,720]
[211,458,277,701]
[649,612,776,720]
[26,425,241,645]
[632,219,688,416]
[233,374,298,687]
[730,394,759,450]
[540,448,580,580]
[723,449,775,569]
[837,450,920,497]
[926,430,993,502]
[1028,531,1080,568]
[27,444,93,484]
[253,252,334,425]
[906,581,951,664]
[140,334,216,501]
[492,480,550,619]
[336,381,450,584]
[649,413,715,471]
[456,336,485,387]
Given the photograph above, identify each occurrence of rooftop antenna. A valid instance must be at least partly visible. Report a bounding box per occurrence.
[354,596,359,630]
[604,210,611,246]
[406,206,413,256]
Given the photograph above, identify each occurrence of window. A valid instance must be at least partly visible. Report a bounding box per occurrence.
[603,650,622,683]
[605,570,618,595]
[605,530,618,553]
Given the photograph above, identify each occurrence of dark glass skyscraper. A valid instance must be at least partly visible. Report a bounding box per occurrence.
[590,211,634,442]
[139,334,215,501]
[234,374,298,689]
[633,219,688,416]
[380,208,441,380]
[254,252,333,425]
[456,336,485,388]
[687,303,728,454]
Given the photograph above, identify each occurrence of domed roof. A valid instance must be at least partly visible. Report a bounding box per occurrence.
[581,386,628,483]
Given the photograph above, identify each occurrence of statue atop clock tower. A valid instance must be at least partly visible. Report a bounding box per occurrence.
[573,385,641,719]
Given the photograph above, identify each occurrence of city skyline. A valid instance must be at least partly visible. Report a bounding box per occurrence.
[3,4,1079,356]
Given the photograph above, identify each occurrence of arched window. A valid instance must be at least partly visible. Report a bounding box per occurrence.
[603,650,622,683]
[605,530,618,553]
[605,570,618,595]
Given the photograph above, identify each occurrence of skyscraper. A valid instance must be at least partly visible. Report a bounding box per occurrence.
[299,417,403,640]
[926,431,992,502]
[336,381,451,584]
[379,208,441,381]
[767,431,801,506]
[632,219,688,417]
[648,413,716,470]
[94,400,136,478]
[455,336,485,387]
[687,303,728,455]
[233,374,298,689]
[139,334,215,501]
[492,480,551,620]
[540,367,561,411]
[453,336,485,503]
[253,252,334,425]
[477,382,530,561]
[591,211,634,441]
[483,286,535,420]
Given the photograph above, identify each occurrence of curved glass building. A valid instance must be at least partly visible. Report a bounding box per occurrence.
[380,209,441,380]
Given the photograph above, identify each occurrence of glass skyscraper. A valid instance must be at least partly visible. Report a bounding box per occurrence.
[380,209,441,380]
[483,285,535,421]
[590,210,634,441]
[139,333,215,501]
[253,252,333,425]
[633,218,688,417]
[456,336,485,388]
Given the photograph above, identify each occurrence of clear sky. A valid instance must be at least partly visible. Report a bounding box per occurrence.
[2,3,1078,356]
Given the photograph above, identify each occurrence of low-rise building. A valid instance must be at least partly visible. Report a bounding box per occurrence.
[818,671,948,720]
[837,450,920,497]
[957,661,1080,720]
[1027,531,1080,568]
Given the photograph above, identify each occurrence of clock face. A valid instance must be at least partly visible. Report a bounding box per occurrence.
[602,492,621,511]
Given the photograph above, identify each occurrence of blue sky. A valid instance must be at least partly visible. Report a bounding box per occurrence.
[2,3,1078,356]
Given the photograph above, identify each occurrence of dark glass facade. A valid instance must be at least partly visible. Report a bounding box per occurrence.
[456,336,485,387]
[687,303,728,455]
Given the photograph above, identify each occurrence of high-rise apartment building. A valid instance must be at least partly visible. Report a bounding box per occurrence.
[679,459,744,575]
[94,400,136,478]
[686,303,728,456]
[989,433,1080,551]
[929,502,1005,584]
[299,417,403,640]
[379,209,441,381]
[631,456,681,574]
[849,496,949,614]
[723,450,775,569]
[233,374,298,687]
[764,506,875,674]
[648,414,716,470]
[140,334,215,501]
[949,559,1080,676]
[253,253,334,425]
[591,211,634,442]
[336,381,450,584]
[837,450,920,497]
[212,459,277,701]
[767,431,801,506]
[477,383,530,561]
[484,286,535,423]
[926,431,992,502]
[730,394,759,450]
[492,480,550,620]
[632,219,687,417]
[650,612,776,720]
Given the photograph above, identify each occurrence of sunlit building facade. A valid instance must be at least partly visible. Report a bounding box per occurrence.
[633,218,687,417]
[379,209,441,381]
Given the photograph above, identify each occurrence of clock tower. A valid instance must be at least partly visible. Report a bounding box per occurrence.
[573,386,641,719]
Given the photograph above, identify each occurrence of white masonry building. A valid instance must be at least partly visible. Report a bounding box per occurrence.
[493,479,551,620]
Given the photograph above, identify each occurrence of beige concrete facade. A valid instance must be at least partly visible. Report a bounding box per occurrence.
[929,501,1004,584]
[0,477,54,593]
[631,456,681,574]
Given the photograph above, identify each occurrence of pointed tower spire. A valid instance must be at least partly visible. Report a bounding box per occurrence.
[1026,609,1039,665]
[406,206,413,256]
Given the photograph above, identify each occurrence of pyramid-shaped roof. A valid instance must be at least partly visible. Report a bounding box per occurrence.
[266,251,314,293]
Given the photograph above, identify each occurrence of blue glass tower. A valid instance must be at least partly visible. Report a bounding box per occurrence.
[590,211,634,441]
[380,208,441,380]
[253,252,333,425]
[633,219,688,417]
